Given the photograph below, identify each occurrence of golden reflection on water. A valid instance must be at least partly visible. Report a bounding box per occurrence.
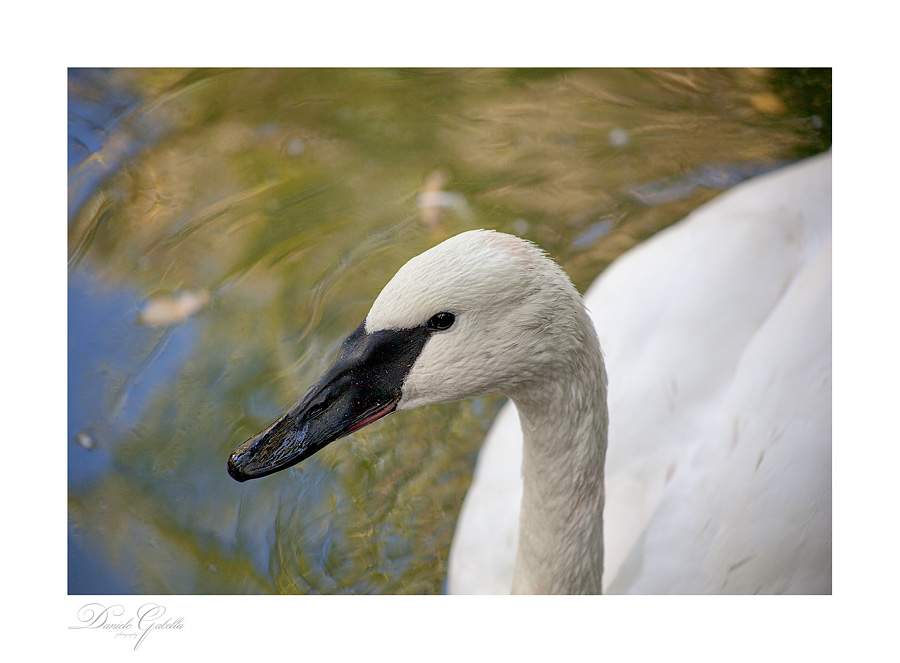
[67,68,830,594]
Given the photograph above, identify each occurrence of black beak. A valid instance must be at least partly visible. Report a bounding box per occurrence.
[227,320,431,482]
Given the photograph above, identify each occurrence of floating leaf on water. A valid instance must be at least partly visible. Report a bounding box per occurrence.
[750,92,788,115]
[417,168,470,227]
[137,289,210,327]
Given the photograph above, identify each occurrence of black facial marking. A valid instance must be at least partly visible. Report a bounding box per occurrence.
[228,319,437,481]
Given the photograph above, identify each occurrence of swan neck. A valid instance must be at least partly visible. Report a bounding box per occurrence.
[510,346,608,594]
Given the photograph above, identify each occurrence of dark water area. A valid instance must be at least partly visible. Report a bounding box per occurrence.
[67,68,830,594]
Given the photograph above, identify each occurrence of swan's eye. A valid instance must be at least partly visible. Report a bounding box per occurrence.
[427,311,456,331]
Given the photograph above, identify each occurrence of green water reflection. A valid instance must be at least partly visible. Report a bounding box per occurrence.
[67,68,830,594]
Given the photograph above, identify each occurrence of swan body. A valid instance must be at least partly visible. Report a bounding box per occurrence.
[448,151,832,594]
[229,150,831,594]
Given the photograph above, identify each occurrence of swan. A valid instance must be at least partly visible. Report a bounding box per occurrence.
[228,150,831,594]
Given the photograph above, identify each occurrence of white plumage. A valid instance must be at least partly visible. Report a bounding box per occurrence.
[447,151,832,594]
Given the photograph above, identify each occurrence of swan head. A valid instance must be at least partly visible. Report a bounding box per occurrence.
[228,229,595,481]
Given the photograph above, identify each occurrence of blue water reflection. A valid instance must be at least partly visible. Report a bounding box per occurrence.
[68,271,199,487]
[68,269,200,594]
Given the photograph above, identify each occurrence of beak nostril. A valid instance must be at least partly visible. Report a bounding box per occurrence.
[306,388,340,420]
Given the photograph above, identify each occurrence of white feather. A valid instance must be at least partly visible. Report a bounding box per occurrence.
[447,151,832,594]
